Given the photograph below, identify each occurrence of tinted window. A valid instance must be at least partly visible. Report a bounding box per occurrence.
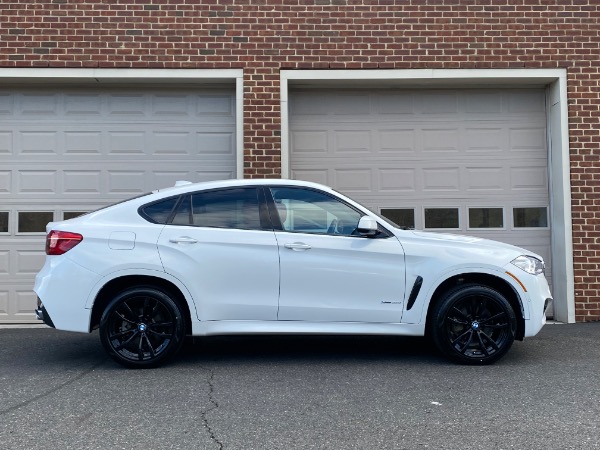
[172,188,262,230]
[424,208,459,229]
[381,208,415,229]
[18,211,53,233]
[270,187,362,236]
[0,212,7,233]
[513,207,548,228]
[469,208,504,229]
[140,197,180,224]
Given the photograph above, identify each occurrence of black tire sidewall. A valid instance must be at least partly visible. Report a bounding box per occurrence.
[431,284,516,365]
[99,287,185,369]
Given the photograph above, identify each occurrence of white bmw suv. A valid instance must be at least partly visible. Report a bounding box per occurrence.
[34,179,552,368]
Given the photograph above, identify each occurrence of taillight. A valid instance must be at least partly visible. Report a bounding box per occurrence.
[46,230,83,255]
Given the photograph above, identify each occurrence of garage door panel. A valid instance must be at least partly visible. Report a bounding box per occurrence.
[510,165,549,192]
[15,249,46,276]
[421,91,459,114]
[64,131,103,154]
[334,169,373,193]
[0,287,38,323]
[465,166,507,192]
[0,172,9,192]
[108,131,146,154]
[509,127,547,152]
[21,94,58,115]
[379,169,416,192]
[0,250,8,275]
[63,171,102,193]
[379,129,416,153]
[17,170,58,194]
[18,131,58,155]
[376,92,415,114]
[464,127,507,152]
[194,170,237,182]
[334,130,371,153]
[422,167,461,192]
[508,91,546,113]
[465,92,504,113]
[290,169,329,186]
[194,95,235,117]
[1,87,236,323]
[422,128,460,153]
[196,131,235,155]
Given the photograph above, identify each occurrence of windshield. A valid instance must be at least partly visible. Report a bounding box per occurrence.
[328,188,411,230]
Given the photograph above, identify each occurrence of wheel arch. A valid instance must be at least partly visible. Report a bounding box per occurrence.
[424,273,525,341]
[89,275,193,334]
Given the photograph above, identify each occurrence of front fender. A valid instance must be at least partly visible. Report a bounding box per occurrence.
[402,266,529,325]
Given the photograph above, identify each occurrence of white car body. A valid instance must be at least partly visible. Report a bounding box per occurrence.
[34,179,552,367]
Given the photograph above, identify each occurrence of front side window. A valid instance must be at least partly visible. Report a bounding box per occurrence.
[171,187,262,230]
[270,187,362,236]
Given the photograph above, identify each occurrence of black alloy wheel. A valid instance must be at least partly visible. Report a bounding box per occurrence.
[430,284,516,365]
[99,287,185,368]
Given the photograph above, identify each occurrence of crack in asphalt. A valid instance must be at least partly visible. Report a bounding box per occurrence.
[200,367,224,450]
[0,359,106,417]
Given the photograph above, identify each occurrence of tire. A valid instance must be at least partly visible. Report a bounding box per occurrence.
[430,284,516,365]
[99,287,186,369]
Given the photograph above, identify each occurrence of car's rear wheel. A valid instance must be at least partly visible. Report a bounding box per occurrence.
[430,284,516,365]
[99,287,185,368]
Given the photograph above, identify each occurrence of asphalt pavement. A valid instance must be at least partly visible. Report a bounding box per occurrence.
[1,322,599,450]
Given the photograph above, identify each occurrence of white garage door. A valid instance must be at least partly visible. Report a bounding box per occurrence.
[289,88,552,294]
[0,87,236,323]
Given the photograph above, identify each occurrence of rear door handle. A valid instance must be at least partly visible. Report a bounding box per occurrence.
[284,242,312,251]
[169,236,198,244]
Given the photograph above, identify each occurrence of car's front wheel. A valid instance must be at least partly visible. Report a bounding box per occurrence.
[99,287,185,368]
[430,284,516,365]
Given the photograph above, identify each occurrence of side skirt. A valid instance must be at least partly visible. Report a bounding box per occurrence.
[191,320,425,337]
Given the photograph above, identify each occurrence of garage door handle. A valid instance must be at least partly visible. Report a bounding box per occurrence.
[169,236,198,244]
[284,242,311,251]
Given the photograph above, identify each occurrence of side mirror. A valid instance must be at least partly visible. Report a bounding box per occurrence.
[357,216,379,237]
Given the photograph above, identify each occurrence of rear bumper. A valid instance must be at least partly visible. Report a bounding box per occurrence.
[35,298,55,328]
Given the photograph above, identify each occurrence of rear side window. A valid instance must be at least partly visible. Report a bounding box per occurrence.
[139,197,180,224]
[171,188,262,230]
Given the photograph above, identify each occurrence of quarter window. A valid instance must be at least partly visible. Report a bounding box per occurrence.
[140,197,179,224]
[172,188,262,230]
[270,187,362,236]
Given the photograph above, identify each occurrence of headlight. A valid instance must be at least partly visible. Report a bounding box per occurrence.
[511,255,545,275]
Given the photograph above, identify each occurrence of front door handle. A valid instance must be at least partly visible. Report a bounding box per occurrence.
[169,236,198,244]
[284,242,312,251]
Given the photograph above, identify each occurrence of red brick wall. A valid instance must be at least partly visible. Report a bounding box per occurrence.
[0,1,598,321]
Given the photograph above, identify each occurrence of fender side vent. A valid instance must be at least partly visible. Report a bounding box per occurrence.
[406,276,423,311]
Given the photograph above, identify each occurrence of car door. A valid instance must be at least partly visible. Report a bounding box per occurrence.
[157,186,280,321]
[268,186,406,323]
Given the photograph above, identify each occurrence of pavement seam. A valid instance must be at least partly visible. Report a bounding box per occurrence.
[0,359,106,417]
[201,367,224,450]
